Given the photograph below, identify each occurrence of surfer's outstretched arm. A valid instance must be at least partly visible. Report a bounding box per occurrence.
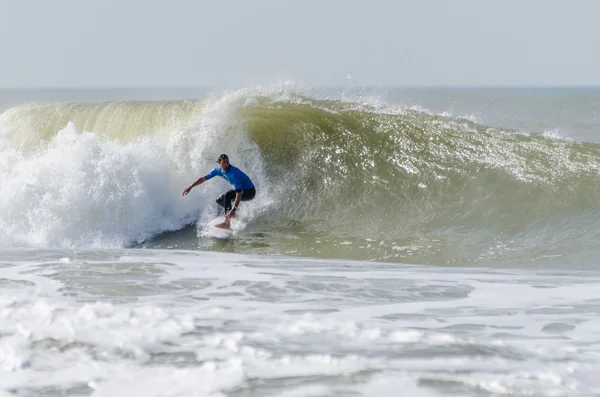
[182,176,207,196]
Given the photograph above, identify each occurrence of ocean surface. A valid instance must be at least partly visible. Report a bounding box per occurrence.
[1,85,600,396]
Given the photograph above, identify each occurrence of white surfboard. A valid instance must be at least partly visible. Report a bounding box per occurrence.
[203,216,234,239]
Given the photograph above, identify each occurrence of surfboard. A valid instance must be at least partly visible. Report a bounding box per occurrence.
[203,216,234,239]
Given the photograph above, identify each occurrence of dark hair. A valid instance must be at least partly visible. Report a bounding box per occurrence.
[217,154,229,162]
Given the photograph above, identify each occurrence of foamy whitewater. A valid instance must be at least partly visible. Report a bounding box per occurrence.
[1,85,600,396]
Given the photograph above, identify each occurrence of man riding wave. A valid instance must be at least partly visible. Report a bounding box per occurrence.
[182,154,256,228]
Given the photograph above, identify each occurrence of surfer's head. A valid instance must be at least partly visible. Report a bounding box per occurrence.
[217,154,229,170]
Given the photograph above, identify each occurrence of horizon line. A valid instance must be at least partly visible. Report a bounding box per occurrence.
[2,84,600,91]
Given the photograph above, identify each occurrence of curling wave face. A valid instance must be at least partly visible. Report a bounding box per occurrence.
[2,87,600,266]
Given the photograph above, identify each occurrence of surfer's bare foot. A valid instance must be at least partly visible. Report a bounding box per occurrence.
[215,221,230,229]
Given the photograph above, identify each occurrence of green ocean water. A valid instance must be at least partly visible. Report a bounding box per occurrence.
[2,87,600,266]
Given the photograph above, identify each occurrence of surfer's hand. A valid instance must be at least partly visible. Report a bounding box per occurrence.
[226,209,234,219]
[182,186,192,196]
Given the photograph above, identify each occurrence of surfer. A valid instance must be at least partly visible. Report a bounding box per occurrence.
[182,154,256,228]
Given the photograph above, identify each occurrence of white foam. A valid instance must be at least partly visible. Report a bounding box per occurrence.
[1,85,600,397]
[276,385,331,397]
[2,225,600,397]
[90,361,247,397]
[0,86,281,249]
[359,374,429,397]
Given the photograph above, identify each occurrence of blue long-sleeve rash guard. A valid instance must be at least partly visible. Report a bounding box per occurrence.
[205,165,255,192]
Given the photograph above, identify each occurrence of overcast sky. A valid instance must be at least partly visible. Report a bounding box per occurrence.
[1,0,599,88]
